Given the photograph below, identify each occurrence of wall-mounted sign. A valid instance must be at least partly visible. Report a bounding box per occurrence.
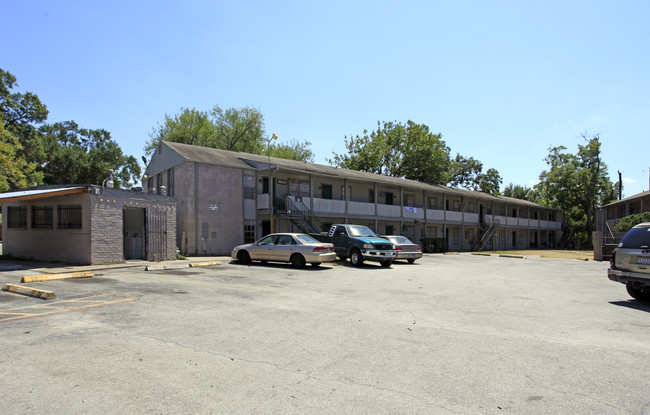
[276,179,287,185]
[208,204,219,211]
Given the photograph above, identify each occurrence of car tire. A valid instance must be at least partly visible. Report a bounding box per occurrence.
[311,262,321,268]
[626,283,650,301]
[380,260,393,267]
[350,249,363,267]
[338,255,347,261]
[407,259,416,264]
[237,251,251,265]
[291,254,307,269]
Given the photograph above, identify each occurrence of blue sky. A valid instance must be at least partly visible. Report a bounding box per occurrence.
[3,1,649,196]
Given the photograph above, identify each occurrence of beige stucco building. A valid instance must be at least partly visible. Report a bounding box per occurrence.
[144,141,564,256]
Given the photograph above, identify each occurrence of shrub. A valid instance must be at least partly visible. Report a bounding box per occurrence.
[420,238,447,253]
[613,212,650,233]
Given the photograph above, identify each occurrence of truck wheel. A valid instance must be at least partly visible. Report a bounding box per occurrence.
[237,251,251,265]
[350,249,363,267]
[626,283,650,301]
[380,260,393,267]
[291,254,307,269]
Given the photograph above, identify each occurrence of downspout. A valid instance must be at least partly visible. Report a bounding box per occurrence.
[195,162,200,255]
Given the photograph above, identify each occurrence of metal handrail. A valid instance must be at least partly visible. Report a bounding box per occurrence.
[282,196,323,234]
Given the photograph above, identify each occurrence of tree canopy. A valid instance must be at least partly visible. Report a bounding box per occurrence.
[329,120,502,194]
[0,68,141,190]
[39,121,141,187]
[329,121,453,185]
[535,134,614,248]
[449,154,503,194]
[145,105,313,162]
[502,183,539,202]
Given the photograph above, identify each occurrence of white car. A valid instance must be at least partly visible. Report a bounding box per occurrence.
[380,235,423,263]
[232,233,336,268]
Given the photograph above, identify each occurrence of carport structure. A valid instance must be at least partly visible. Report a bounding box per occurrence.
[0,185,177,265]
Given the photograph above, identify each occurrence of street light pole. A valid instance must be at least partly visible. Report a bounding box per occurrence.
[268,133,278,234]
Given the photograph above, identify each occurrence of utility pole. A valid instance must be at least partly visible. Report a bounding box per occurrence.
[618,171,622,200]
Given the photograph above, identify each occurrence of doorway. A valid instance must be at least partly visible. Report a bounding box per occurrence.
[124,207,145,260]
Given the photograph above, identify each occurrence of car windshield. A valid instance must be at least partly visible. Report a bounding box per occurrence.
[295,234,319,244]
[619,224,650,249]
[348,226,377,237]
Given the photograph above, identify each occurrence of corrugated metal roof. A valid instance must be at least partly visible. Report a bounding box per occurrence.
[0,186,89,203]
[160,141,553,209]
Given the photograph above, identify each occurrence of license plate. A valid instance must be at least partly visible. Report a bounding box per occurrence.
[408,254,415,258]
[636,257,650,265]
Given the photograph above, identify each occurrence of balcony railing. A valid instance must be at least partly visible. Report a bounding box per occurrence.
[256,193,563,229]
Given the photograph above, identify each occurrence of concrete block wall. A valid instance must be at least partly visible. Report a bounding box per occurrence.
[90,195,126,264]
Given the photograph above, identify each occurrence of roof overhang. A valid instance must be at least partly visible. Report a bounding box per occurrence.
[0,186,89,204]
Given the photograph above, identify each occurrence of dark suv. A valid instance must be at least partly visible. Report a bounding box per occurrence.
[608,222,650,301]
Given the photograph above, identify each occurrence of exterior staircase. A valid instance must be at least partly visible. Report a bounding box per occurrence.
[276,195,323,234]
[471,217,499,251]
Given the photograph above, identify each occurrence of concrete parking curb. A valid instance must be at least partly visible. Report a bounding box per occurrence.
[21,272,93,283]
[499,254,526,259]
[2,284,57,300]
[145,264,189,271]
[145,261,223,271]
[189,261,222,267]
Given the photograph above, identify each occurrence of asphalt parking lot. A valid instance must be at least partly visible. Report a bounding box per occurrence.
[0,254,648,414]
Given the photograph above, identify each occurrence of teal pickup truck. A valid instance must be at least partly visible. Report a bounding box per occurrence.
[313,224,396,267]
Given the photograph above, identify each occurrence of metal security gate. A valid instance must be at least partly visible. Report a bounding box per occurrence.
[146,210,167,261]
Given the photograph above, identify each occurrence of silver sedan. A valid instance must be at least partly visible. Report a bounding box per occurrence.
[380,235,423,263]
[232,233,336,268]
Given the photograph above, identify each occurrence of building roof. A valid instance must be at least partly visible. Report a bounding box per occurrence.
[0,185,89,203]
[152,140,552,210]
[0,185,176,204]
[601,190,650,208]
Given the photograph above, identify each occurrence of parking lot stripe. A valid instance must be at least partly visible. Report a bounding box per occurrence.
[0,294,138,323]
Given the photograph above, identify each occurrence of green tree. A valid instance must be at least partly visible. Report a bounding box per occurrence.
[146,105,313,162]
[0,68,48,186]
[209,105,265,153]
[39,121,141,187]
[0,123,40,191]
[330,120,452,185]
[145,108,214,155]
[535,134,614,248]
[503,183,539,202]
[449,155,503,195]
[269,138,314,162]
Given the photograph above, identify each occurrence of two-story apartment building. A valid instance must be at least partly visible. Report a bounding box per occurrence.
[145,141,563,256]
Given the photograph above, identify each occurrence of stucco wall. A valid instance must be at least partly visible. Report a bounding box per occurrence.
[2,193,92,264]
[174,162,246,255]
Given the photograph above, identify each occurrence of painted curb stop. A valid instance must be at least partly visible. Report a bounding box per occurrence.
[2,284,57,300]
[21,272,93,283]
[189,261,222,267]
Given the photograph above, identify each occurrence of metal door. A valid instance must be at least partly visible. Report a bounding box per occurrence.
[146,210,167,261]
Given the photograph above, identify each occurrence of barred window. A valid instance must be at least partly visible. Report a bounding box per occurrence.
[244,220,256,243]
[7,206,27,228]
[58,205,82,229]
[32,206,53,229]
